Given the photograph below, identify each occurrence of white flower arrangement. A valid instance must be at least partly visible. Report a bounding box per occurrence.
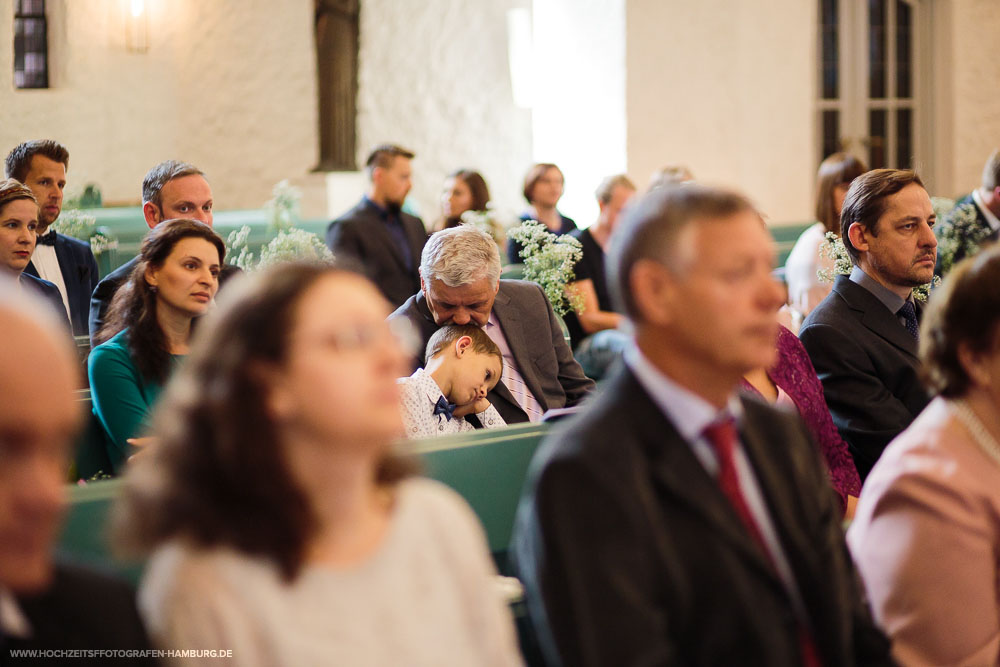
[226,180,332,272]
[265,179,302,232]
[818,231,939,301]
[50,209,118,256]
[226,224,332,272]
[257,228,333,269]
[507,219,583,317]
[934,201,985,276]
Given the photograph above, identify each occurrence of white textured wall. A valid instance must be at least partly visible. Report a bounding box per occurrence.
[355,0,533,227]
[532,0,626,227]
[941,0,1000,196]
[1,0,318,210]
[625,0,816,224]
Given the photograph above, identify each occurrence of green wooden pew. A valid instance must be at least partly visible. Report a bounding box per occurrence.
[58,422,551,581]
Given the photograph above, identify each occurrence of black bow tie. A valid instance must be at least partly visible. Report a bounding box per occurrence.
[36,230,57,246]
[434,396,457,421]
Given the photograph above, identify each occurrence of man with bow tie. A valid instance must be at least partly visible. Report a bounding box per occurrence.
[6,140,99,336]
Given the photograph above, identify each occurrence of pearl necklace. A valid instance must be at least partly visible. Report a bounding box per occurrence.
[951,398,1000,468]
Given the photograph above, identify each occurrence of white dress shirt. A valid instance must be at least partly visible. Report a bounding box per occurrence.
[0,586,31,640]
[28,243,71,321]
[397,368,505,439]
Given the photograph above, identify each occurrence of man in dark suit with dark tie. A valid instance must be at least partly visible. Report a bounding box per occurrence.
[800,169,936,480]
[512,184,890,666]
[934,147,1000,276]
[389,225,594,425]
[6,140,99,335]
[0,285,154,662]
[327,144,428,309]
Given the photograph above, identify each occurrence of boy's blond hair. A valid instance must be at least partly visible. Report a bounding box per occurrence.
[425,324,502,370]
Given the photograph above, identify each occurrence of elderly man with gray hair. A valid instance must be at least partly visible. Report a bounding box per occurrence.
[389,225,594,425]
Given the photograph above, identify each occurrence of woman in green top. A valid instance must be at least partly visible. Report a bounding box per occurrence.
[89,218,225,472]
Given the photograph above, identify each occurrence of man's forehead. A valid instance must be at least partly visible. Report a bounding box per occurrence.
[430,279,494,302]
[27,155,66,178]
[162,175,212,201]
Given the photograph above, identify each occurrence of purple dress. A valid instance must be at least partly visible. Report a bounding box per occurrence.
[741,325,862,514]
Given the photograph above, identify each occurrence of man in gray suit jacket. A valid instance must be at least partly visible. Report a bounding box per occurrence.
[327,144,428,309]
[389,225,593,425]
[512,184,890,666]
[800,168,936,479]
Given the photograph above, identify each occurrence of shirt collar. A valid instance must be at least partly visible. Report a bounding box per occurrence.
[362,195,391,220]
[972,189,1000,232]
[0,586,32,639]
[849,265,908,313]
[624,343,742,443]
[411,367,446,406]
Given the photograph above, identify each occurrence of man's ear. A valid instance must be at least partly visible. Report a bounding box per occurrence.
[142,202,161,229]
[847,222,870,253]
[630,259,676,327]
[454,335,473,357]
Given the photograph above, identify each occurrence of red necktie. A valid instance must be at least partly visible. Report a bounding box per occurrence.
[703,418,822,667]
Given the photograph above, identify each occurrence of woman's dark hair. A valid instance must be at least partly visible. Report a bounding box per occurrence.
[437,169,491,231]
[95,219,225,383]
[112,263,416,581]
[523,163,562,203]
[815,152,867,235]
[920,246,1000,398]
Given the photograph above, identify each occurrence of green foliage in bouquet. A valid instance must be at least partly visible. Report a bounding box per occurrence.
[934,200,987,276]
[507,219,583,317]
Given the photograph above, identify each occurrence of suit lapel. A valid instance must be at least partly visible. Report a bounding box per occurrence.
[491,285,548,410]
[833,275,918,358]
[737,399,821,593]
[616,370,784,586]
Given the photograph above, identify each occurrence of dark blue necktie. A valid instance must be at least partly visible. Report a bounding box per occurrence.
[434,396,456,421]
[899,300,919,339]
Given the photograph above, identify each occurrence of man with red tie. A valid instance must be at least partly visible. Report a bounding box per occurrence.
[512,184,891,666]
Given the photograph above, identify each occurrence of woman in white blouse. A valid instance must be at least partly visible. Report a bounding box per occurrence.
[785,152,866,319]
[114,263,523,666]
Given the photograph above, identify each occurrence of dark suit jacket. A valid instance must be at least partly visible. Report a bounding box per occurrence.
[511,365,891,667]
[89,257,137,345]
[10,562,156,664]
[326,198,427,308]
[388,280,595,424]
[24,233,99,336]
[799,274,929,480]
[20,273,70,330]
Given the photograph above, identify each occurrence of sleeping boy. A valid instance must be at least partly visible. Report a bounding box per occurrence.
[398,324,506,438]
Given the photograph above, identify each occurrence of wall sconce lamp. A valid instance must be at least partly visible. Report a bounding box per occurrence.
[126,0,148,53]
